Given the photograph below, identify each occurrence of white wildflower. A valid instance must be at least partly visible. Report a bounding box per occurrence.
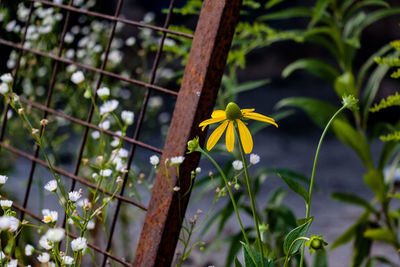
[0,73,13,83]
[98,120,110,130]
[232,160,243,171]
[68,191,81,202]
[7,217,19,232]
[196,167,201,173]
[87,220,95,230]
[121,110,134,125]
[70,71,85,84]
[7,259,18,267]
[62,255,74,265]
[100,99,119,115]
[42,209,58,224]
[39,235,52,250]
[0,83,8,94]
[0,200,12,208]
[0,175,8,185]
[71,237,87,251]
[91,131,100,139]
[25,244,34,256]
[44,180,57,192]
[171,156,184,165]
[149,155,159,166]
[37,252,50,263]
[45,228,65,242]
[125,36,136,46]
[100,169,112,177]
[97,87,110,98]
[249,154,260,165]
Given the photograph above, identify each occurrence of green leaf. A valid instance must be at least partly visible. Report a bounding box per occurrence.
[296,216,314,226]
[283,219,312,255]
[344,0,390,21]
[330,192,376,214]
[265,0,285,9]
[235,257,244,267]
[309,0,330,28]
[282,59,340,83]
[258,8,313,21]
[226,231,246,267]
[334,72,357,98]
[229,79,270,94]
[275,97,347,129]
[331,212,369,249]
[241,242,274,267]
[364,228,398,246]
[279,174,309,203]
[264,168,310,185]
[331,120,373,169]
[363,169,386,204]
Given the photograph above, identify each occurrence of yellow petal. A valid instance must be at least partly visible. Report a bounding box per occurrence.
[237,119,253,154]
[244,112,278,127]
[225,121,235,152]
[212,110,226,118]
[206,120,229,151]
[241,109,255,115]
[199,116,226,131]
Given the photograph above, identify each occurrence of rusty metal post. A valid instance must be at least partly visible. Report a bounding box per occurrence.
[132,0,242,266]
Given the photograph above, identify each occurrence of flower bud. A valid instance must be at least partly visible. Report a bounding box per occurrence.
[187,136,199,153]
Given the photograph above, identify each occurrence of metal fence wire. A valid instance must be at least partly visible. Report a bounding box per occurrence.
[0,0,241,266]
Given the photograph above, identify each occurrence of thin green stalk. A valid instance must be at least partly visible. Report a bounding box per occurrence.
[299,105,347,267]
[234,125,265,267]
[198,147,257,265]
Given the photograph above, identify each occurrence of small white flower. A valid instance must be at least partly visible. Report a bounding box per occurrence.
[117,148,129,158]
[91,131,100,139]
[0,175,8,185]
[71,237,87,251]
[121,110,134,125]
[45,228,65,242]
[38,252,50,263]
[62,255,74,265]
[125,36,136,46]
[97,87,110,98]
[0,73,13,83]
[0,200,12,208]
[42,209,58,224]
[87,220,95,230]
[64,32,74,43]
[39,235,52,250]
[6,259,18,267]
[0,251,5,260]
[148,96,163,109]
[71,71,85,84]
[25,244,34,256]
[68,191,81,202]
[77,198,90,208]
[5,216,19,232]
[0,216,10,231]
[149,155,159,166]
[100,100,119,115]
[232,160,243,171]
[44,180,57,192]
[250,153,260,165]
[195,167,201,173]
[98,120,110,130]
[171,156,184,165]
[100,169,112,177]
[143,12,155,23]
[0,83,9,94]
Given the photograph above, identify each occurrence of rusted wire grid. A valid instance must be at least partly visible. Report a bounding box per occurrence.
[0,0,242,266]
[0,0,185,264]
[100,0,180,265]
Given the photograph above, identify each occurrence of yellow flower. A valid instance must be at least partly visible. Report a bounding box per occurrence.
[199,102,278,154]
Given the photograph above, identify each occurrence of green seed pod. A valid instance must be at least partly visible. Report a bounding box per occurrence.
[225,102,242,120]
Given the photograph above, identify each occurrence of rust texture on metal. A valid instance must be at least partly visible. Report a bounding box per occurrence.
[133,0,242,266]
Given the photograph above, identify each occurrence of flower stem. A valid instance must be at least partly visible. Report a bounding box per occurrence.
[299,105,346,267]
[198,147,257,265]
[234,125,265,267]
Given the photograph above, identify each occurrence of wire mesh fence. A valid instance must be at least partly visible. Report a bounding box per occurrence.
[0,0,241,266]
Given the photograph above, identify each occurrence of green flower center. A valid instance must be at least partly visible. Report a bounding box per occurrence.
[225,102,242,120]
